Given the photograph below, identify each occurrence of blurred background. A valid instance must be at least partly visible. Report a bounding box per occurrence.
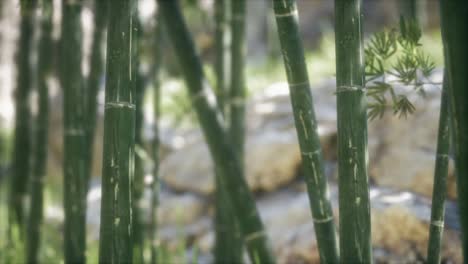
[0,0,460,263]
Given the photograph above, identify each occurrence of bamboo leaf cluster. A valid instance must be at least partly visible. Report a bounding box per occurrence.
[365,17,436,120]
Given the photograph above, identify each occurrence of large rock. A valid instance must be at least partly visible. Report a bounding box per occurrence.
[367,71,457,199]
[72,179,462,264]
[85,181,208,241]
[195,186,461,263]
[160,81,337,194]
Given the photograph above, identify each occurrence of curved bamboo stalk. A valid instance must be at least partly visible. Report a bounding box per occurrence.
[98,0,136,261]
[9,0,36,238]
[59,0,87,262]
[439,0,468,260]
[157,0,275,262]
[26,0,53,261]
[334,0,371,262]
[427,72,450,264]
[272,0,339,263]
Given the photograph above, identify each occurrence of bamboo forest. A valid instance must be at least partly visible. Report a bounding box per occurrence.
[1,0,468,263]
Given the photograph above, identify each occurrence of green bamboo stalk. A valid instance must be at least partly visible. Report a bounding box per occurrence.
[439,0,468,260]
[214,0,243,262]
[149,12,164,264]
[399,0,418,20]
[229,0,246,162]
[272,1,339,263]
[399,0,427,29]
[26,0,53,262]
[98,0,136,261]
[59,0,87,262]
[86,0,108,183]
[157,0,275,262]
[334,0,371,263]
[214,0,227,113]
[132,15,146,263]
[227,4,247,258]
[426,72,450,264]
[8,0,37,238]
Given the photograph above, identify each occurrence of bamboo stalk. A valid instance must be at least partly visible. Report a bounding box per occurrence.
[98,0,136,261]
[26,0,53,262]
[439,0,468,260]
[132,16,146,263]
[426,72,450,264]
[214,0,228,114]
[399,0,418,20]
[149,11,164,264]
[157,1,275,262]
[214,0,243,262]
[272,0,339,263]
[9,0,36,237]
[59,0,87,262]
[227,4,247,257]
[229,0,246,163]
[85,0,108,184]
[334,0,371,262]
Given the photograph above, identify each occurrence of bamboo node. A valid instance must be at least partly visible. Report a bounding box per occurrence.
[105,101,136,109]
[65,129,85,136]
[436,153,449,159]
[192,85,217,106]
[275,9,298,18]
[31,177,45,183]
[430,220,444,228]
[232,14,245,21]
[336,85,364,93]
[301,149,321,157]
[244,231,266,243]
[288,81,309,88]
[231,97,245,106]
[313,216,334,223]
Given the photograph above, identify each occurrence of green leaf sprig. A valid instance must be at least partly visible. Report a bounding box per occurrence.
[365,16,436,120]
